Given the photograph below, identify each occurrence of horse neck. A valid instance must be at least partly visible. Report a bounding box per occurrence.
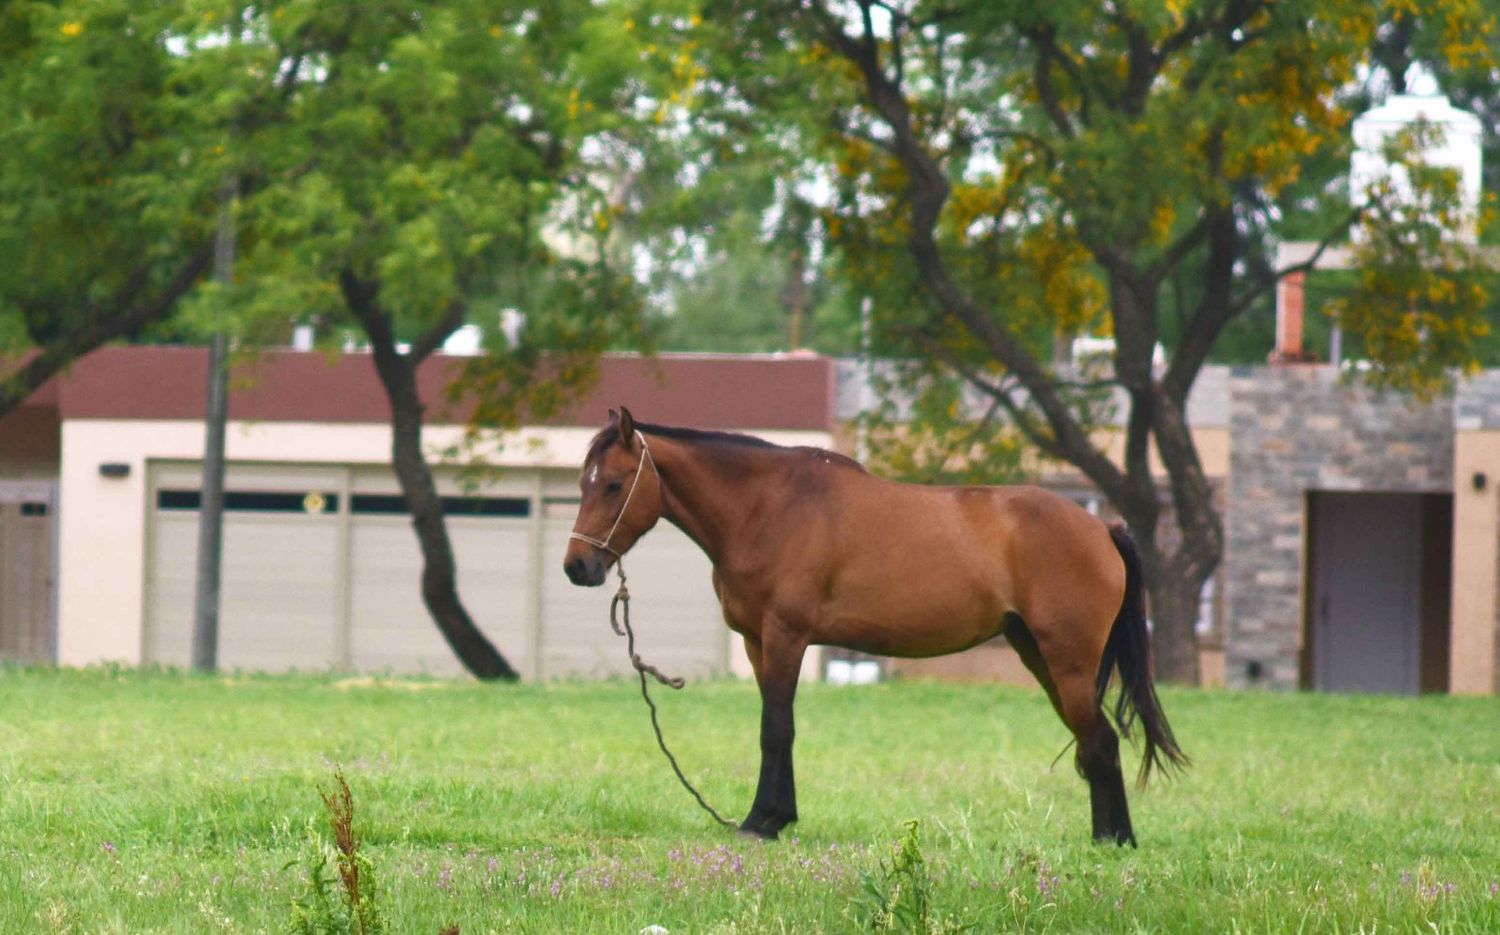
[646,434,782,565]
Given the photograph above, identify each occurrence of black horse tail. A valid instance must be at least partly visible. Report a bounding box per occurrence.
[1095,523,1189,784]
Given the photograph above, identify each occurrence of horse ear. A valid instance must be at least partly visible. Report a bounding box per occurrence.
[617,406,637,449]
[607,408,619,425]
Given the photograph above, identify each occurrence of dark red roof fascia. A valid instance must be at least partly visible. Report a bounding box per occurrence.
[47,346,835,433]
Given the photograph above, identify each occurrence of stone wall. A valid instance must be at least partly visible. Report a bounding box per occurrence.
[1225,366,1454,689]
[1454,370,1500,431]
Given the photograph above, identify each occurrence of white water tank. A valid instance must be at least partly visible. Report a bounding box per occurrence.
[442,323,484,355]
[1350,68,1483,243]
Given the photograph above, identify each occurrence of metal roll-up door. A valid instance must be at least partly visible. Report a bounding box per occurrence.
[145,463,342,670]
[345,472,535,676]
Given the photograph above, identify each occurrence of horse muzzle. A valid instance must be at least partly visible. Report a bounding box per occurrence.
[564,554,607,587]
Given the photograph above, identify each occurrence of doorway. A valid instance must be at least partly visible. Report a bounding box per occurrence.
[1304,491,1452,694]
[0,481,57,663]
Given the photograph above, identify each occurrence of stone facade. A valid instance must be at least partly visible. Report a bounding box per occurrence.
[1454,370,1500,431]
[1225,366,1454,689]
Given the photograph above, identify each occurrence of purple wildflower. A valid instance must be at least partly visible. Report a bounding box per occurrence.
[101,841,116,854]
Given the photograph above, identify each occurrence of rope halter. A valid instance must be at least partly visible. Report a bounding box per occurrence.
[569,430,656,560]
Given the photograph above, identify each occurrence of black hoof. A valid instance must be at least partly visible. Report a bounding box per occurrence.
[739,812,794,840]
[738,819,778,840]
[1093,828,1137,848]
[737,826,776,841]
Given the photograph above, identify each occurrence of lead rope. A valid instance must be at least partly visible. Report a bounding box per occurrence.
[608,559,739,831]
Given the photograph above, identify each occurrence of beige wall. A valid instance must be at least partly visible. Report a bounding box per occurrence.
[56,418,830,669]
[1096,425,1231,480]
[1450,430,1500,694]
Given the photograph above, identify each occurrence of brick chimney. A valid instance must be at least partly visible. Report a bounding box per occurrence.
[1270,270,1318,364]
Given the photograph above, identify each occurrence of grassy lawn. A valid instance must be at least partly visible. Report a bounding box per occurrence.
[0,665,1497,933]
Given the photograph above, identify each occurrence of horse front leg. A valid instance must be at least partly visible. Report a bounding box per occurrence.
[741,628,807,840]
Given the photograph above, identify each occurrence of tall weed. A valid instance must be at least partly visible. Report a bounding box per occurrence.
[287,769,383,935]
[853,819,969,934]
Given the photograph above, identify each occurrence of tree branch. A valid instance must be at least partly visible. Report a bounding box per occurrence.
[810,0,1130,504]
[1,244,215,417]
[1161,202,1236,402]
[908,332,1067,463]
[1226,206,1361,318]
[1026,26,1082,137]
[409,301,468,364]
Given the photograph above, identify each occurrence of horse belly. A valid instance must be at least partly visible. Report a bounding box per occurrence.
[819,572,1010,658]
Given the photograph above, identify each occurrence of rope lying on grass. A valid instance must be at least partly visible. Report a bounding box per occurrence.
[608,560,739,831]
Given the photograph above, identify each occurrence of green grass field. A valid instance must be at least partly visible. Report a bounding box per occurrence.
[1,665,1497,933]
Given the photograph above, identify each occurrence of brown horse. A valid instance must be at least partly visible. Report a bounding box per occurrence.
[563,407,1186,845]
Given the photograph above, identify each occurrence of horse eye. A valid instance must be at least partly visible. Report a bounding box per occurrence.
[604,481,623,495]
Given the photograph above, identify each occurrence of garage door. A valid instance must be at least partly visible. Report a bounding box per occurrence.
[539,476,726,680]
[146,464,343,670]
[345,467,534,676]
[145,462,731,679]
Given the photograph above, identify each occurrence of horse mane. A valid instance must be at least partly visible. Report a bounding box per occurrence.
[586,421,866,472]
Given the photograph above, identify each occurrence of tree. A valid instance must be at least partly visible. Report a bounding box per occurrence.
[0,2,221,414]
[2,0,676,679]
[696,0,1494,682]
[223,1,670,680]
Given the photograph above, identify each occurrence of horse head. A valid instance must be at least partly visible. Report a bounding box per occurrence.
[563,406,663,586]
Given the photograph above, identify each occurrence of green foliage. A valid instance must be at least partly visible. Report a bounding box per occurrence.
[653,208,861,354]
[861,365,1029,486]
[689,0,1497,412]
[0,0,220,346]
[853,819,970,934]
[1,0,686,423]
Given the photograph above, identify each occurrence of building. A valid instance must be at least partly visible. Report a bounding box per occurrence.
[1225,358,1500,696]
[0,347,835,681]
[3,342,1498,695]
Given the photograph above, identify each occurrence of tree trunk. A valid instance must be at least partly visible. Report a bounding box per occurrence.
[376,353,521,681]
[1141,553,1205,686]
[340,271,520,682]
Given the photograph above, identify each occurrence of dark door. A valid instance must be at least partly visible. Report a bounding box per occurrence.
[1309,492,1421,694]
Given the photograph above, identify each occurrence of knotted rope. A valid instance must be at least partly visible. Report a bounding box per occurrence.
[608,559,738,831]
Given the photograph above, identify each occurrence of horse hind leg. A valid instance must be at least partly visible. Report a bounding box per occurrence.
[1004,618,1135,847]
[1074,708,1134,847]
